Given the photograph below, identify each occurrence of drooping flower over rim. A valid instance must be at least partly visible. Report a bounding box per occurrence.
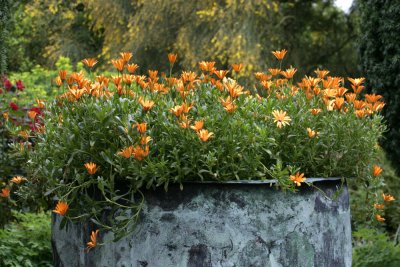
[86,230,100,251]
[290,172,306,186]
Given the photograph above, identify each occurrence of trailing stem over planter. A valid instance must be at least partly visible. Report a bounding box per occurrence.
[9,49,393,248]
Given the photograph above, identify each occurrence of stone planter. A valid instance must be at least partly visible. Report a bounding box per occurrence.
[52,178,351,267]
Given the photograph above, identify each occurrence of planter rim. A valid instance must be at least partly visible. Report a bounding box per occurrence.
[184,177,343,184]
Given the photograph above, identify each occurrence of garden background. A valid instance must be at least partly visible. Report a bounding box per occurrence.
[0,0,399,266]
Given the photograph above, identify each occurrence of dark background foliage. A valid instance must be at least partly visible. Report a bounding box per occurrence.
[358,0,400,172]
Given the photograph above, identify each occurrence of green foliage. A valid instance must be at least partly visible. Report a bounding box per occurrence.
[6,0,102,72]
[358,0,400,172]
[0,0,11,74]
[353,228,400,267]
[23,60,385,237]
[6,56,83,106]
[0,212,52,267]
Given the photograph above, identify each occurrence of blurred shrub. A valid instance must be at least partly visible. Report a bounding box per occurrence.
[0,212,52,267]
[349,149,399,233]
[353,228,400,267]
[8,56,79,105]
[0,76,46,227]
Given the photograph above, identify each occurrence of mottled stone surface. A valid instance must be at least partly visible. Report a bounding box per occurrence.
[52,179,351,267]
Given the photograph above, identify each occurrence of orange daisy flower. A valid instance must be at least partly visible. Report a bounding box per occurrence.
[54,76,63,87]
[272,49,288,60]
[307,128,318,138]
[117,146,134,158]
[120,52,133,63]
[86,230,99,251]
[354,110,366,118]
[3,112,9,120]
[135,123,147,134]
[198,61,216,72]
[53,201,69,216]
[11,176,25,184]
[190,120,204,131]
[373,203,385,209]
[333,97,345,110]
[231,63,243,72]
[272,110,291,128]
[214,70,229,79]
[59,70,67,80]
[375,214,385,222]
[111,59,125,72]
[126,64,139,74]
[36,99,45,108]
[309,109,322,115]
[280,68,297,79]
[364,94,383,103]
[132,145,150,161]
[139,98,155,111]
[268,68,281,76]
[197,129,214,142]
[382,193,395,202]
[84,162,98,175]
[290,172,306,186]
[0,188,10,198]
[28,110,37,120]
[345,93,357,103]
[223,103,237,113]
[372,165,382,177]
[140,136,152,145]
[81,58,98,68]
[314,69,330,79]
[168,53,177,64]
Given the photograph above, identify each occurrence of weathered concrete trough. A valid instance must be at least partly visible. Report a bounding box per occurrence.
[52,178,351,266]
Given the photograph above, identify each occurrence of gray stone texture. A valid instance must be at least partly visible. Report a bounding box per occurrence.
[52,179,351,267]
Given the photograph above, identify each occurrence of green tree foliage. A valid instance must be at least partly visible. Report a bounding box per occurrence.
[6,0,102,71]
[7,0,360,80]
[358,0,400,172]
[85,0,360,79]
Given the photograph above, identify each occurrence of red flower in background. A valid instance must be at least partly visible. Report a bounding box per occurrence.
[30,107,42,115]
[3,79,12,90]
[9,102,19,111]
[29,107,44,132]
[16,80,25,91]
